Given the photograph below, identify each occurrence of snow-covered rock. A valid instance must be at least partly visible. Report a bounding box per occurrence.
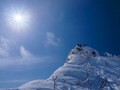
[19,45,120,90]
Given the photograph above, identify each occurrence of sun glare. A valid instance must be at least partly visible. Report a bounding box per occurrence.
[7,8,30,31]
[14,14,23,22]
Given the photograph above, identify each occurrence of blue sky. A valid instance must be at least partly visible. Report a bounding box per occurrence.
[0,0,120,88]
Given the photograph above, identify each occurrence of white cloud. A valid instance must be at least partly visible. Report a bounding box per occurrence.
[0,37,53,69]
[0,43,51,69]
[20,46,31,58]
[0,80,28,83]
[0,37,15,57]
[0,56,50,69]
[45,32,60,47]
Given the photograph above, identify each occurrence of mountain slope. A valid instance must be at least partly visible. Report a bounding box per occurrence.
[19,45,120,90]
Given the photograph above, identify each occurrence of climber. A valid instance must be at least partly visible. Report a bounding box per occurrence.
[71,50,75,54]
[91,50,96,57]
[77,44,79,46]
[76,45,82,51]
[67,56,72,62]
[79,44,82,47]
[84,44,87,46]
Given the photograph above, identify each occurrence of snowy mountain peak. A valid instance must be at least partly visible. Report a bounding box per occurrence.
[19,45,120,90]
[66,45,99,65]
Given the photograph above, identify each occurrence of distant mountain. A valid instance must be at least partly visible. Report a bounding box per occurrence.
[18,45,120,90]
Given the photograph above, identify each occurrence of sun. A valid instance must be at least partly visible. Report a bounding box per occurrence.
[14,14,23,22]
[6,8,31,31]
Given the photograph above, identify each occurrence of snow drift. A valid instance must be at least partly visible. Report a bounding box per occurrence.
[18,45,120,90]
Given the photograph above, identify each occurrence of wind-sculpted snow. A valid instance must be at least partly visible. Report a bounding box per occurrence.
[19,46,120,90]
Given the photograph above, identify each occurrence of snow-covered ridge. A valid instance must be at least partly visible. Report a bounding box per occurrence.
[12,45,120,90]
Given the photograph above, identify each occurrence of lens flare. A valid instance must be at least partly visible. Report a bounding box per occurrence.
[6,8,31,31]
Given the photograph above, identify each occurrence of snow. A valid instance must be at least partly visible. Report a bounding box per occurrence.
[5,45,120,90]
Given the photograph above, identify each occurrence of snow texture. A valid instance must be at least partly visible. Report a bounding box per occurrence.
[4,45,120,90]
